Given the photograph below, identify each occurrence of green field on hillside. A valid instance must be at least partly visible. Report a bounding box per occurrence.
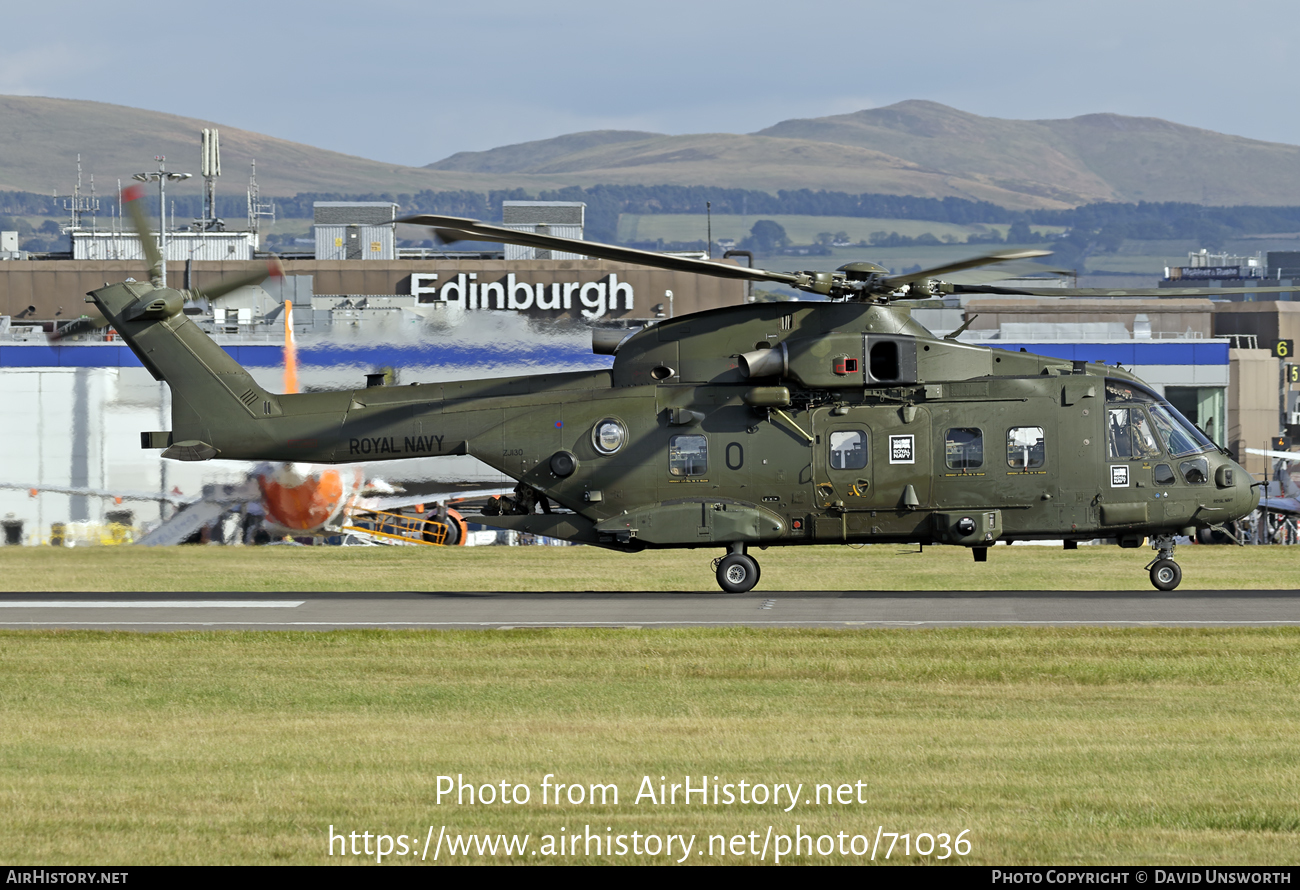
[616,213,1066,246]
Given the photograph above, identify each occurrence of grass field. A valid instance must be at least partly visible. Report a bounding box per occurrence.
[2,627,1300,865]
[0,542,1295,592]
[617,213,1011,245]
[3,546,1298,865]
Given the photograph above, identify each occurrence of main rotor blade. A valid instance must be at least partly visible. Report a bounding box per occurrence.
[881,249,1053,289]
[121,184,162,284]
[193,257,284,302]
[953,283,1300,297]
[397,214,803,286]
[1246,448,1299,462]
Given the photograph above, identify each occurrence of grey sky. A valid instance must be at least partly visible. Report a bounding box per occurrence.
[3,0,1296,168]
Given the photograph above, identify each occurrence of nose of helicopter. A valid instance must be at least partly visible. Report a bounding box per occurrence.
[1215,454,1261,525]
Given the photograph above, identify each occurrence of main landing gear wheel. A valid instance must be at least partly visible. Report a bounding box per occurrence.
[716,553,760,593]
[1149,558,1182,591]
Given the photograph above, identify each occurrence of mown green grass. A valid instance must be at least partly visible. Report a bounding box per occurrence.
[2,628,1299,864]
[0,542,1293,592]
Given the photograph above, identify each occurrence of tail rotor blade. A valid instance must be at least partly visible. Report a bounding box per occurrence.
[193,257,284,302]
[121,184,163,284]
[48,312,110,342]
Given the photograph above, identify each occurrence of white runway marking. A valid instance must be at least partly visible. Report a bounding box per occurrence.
[0,601,306,609]
[2,620,1299,627]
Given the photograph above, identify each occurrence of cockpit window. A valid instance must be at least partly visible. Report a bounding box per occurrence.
[1179,458,1208,485]
[1108,407,1161,459]
[1148,403,1206,458]
[1105,379,1211,458]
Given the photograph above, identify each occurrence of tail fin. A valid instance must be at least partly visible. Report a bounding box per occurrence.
[88,278,282,460]
[1277,459,1300,499]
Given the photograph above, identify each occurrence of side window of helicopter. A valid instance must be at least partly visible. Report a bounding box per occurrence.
[1007,427,1045,469]
[1107,377,1211,458]
[593,417,627,455]
[1149,403,1202,458]
[1131,409,1161,457]
[1154,464,1176,485]
[1108,408,1161,459]
[668,435,708,477]
[945,428,983,469]
[1179,458,1209,485]
[829,431,867,470]
[1108,408,1133,458]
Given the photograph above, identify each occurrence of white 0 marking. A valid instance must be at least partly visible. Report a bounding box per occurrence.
[0,601,306,609]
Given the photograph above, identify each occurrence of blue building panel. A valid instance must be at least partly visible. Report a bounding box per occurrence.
[0,337,1223,372]
[1133,342,1195,365]
[999,343,1138,365]
[995,341,1228,368]
[225,345,284,367]
[60,346,134,367]
[995,343,1077,361]
[1193,342,1230,364]
[0,345,62,367]
[1080,343,1136,365]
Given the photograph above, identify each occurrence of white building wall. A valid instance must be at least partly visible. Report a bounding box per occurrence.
[313,225,394,260]
[0,362,515,545]
[0,368,247,543]
[72,232,257,261]
[503,224,585,261]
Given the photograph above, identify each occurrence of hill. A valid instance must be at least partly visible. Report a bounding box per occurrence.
[0,95,543,198]
[431,100,1300,209]
[6,95,1300,209]
[755,100,1300,206]
[427,130,664,173]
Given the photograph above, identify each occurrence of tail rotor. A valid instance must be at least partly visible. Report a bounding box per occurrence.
[50,186,282,342]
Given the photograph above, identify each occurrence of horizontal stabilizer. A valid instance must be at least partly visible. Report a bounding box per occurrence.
[0,482,191,506]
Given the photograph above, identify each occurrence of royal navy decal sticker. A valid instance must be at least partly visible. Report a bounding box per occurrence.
[1110,465,1130,487]
[889,435,915,465]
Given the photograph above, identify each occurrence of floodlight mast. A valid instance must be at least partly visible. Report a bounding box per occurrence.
[132,156,191,285]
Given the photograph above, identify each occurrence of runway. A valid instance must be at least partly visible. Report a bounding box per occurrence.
[2,590,1300,630]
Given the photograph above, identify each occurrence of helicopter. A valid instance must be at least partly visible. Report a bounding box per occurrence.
[81,193,1263,592]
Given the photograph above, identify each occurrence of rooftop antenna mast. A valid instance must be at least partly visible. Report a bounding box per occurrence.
[62,154,100,234]
[197,128,224,231]
[132,156,192,286]
[246,160,276,245]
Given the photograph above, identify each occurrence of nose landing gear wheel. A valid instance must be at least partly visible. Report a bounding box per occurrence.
[716,553,760,593]
[1149,558,1182,591]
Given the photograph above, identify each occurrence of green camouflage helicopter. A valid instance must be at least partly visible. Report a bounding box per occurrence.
[82,192,1262,592]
